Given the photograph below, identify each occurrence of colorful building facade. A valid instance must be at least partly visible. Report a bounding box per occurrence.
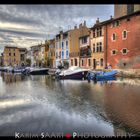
[90,18,108,69]
[55,31,70,68]
[79,35,91,68]
[69,21,89,67]
[48,39,55,68]
[3,46,20,67]
[104,11,140,69]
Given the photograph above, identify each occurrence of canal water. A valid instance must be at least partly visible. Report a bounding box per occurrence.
[0,72,140,137]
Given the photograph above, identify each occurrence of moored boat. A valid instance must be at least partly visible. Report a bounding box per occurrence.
[56,66,89,80]
[87,70,118,81]
[0,66,13,72]
[29,68,49,75]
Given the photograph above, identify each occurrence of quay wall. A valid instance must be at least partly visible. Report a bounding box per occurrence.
[115,69,140,78]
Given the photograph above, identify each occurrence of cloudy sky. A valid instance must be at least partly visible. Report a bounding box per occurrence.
[0,5,114,54]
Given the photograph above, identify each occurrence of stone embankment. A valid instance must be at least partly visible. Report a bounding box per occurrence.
[115,69,140,78]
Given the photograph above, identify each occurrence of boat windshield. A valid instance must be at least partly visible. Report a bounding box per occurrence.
[68,66,80,71]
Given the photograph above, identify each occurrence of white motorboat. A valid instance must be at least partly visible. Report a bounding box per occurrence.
[56,66,89,80]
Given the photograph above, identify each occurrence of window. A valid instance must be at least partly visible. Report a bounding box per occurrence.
[82,37,87,44]
[59,51,61,58]
[88,59,91,66]
[112,21,119,27]
[14,53,15,56]
[112,33,116,41]
[127,4,134,15]
[75,59,77,66]
[62,42,64,49]
[66,50,69,58]
[100,58,103,66]
[62,51,64,59]
[93,44,95,53]
[96,27,102,37]
[122,48,128,55]
[9,53,11,56]
[96,42,102,52]
[99,42,102,52]
[112,50,117,55]
[71,59,73,66]
[96,43,99,52]
[122,30,127,39]
[66,41,68,46]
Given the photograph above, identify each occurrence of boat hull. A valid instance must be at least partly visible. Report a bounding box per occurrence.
[58,71,88,80]
[30,69,49,75]
[87,70,118,81]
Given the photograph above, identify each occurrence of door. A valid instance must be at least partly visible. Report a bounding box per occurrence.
[93,59,96,69]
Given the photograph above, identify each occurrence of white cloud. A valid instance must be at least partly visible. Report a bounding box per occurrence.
[0,5,114,53]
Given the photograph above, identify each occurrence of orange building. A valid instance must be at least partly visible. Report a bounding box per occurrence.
[104,11,140,69]
[48,39,55,68]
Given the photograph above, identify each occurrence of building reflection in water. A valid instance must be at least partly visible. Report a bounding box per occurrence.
[104,80,140,136]
[0,73,140,136]
[0,72,26,84]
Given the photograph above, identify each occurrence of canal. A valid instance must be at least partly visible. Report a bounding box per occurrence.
[0,72,140,137]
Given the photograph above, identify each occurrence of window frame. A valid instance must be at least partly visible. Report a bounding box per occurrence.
[112,33,116,41]
[111,49,117,55]
[122,30,127,40]
[121,48,129,55]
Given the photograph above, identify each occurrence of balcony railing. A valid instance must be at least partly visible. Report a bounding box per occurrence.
[80,46,92,57]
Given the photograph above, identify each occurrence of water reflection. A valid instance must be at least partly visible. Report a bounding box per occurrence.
[0,72,26,84]
[0,72,140,136]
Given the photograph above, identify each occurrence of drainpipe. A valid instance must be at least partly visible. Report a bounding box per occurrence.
[105,25,108,68]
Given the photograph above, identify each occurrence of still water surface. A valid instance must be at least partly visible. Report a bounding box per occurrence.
[0,72,140,136]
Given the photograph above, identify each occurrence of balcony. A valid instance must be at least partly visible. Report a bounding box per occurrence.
[80,46,92,58]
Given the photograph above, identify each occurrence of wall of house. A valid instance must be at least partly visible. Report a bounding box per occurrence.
[114,4,140,18]
[69,23,89,67]
[3,47,20,67]
[104,13,140,69]
[90,27,105,69]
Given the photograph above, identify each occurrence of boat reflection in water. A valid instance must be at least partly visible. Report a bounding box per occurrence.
[0,72,140,136]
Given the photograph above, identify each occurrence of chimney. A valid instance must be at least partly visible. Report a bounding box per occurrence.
[83,20,86,26]
[96,18,100,24]
[60,30,63,34]
[79,23,82,28]
[110,15,113,20]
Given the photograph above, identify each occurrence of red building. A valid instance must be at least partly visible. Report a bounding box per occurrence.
[104,11,140,69]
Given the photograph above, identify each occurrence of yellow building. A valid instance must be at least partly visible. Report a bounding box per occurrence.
[44,41,50,67]
[3,46,20,67]
[69,21,89,67]
[90,18,105,70]
[0,55,2,66]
